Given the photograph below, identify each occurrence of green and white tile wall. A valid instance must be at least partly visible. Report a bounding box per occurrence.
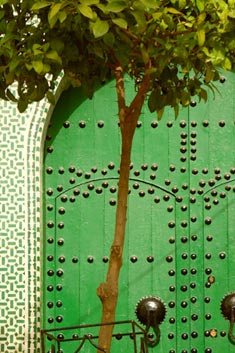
[0,78,63,353]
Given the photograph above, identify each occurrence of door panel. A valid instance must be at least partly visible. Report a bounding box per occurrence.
[43,73,235,353]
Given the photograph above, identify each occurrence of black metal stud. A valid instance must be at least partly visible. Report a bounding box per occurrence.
[79,121,86,128]
[109,199,117,206]
[57,270,63,277]
[47,285,53,292]
[148,187,155,194]
[56,284,63,292]
[151,121,158,128]
[63,121,70,128]
[147,256,154,263]
[72,257,78,263]
[47,188,53,196]
[168,221,175,228]
[203,120,209,127]
[91,166,97,173]
[73,188,80,196]
[191,314,198,321]
[182,333,188,339]
[87,256,94,263]
[102,257,109,263]
[77,170,83,177]
[205,349,212,353]
[47,270,54,276]
[154,197,160,203]
[46,167,53,174]
[166,256,173,262]
[181,236,188,243]
[130,256,138,263]
[47,146,54,153]
[205,217,212,225]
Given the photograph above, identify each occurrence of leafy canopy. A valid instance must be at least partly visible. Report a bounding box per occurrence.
[0,0,235,113]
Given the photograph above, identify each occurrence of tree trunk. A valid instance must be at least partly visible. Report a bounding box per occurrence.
[96,67,150,353]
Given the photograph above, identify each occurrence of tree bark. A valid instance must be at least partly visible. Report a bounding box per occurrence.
[96,67,150,353]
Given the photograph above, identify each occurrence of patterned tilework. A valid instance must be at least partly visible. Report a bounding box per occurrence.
[0,76,63,353]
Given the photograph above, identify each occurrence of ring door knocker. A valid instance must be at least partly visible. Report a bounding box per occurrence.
[135,296,166,347]
[221,292,235,344]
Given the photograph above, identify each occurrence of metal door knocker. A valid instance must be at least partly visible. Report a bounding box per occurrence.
[135,296,166,347]
[221,292,235,344]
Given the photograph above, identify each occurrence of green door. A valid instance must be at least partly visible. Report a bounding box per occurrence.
[43,73,235,353]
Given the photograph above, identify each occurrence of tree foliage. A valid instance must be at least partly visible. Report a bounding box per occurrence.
[0,0,235,114]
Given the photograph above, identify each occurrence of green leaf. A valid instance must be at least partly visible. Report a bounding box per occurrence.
[31,1,50,10]
[157,108,165,120]
[46,50,62,64]
[199,88,207,102]
[179,0,186,8]
[77,4,94,19]
[205,68,214,83]
[140,0,158,9]
[18,99,28,113]
[166,8,184,16]
[196,0,205,11]
[112,18,128,29]
[106,1,127,13]
[32,60,44,74]
[92,20,109,38]
[48,3,62,27]
[148,89,161,113]
[197,29,205,46]
[46,91,55,105]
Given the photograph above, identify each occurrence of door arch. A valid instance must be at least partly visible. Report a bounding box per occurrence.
[43,73,235,353]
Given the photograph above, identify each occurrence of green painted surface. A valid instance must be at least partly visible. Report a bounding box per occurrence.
[43,73,235,353]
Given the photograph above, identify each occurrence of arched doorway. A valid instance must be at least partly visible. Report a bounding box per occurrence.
[42,74,235,353]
